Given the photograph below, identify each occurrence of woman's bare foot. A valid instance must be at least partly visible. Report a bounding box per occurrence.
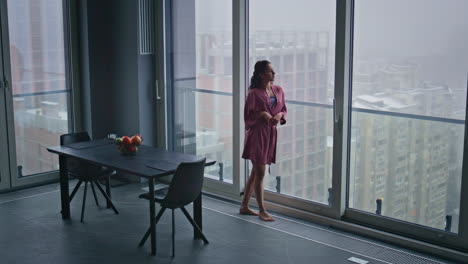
[239,206,259,216]
[259,211,274,221]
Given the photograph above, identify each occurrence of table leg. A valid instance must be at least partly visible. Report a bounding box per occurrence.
[59,155,70,219]
[148,178,156,255]
[193,193,202,239]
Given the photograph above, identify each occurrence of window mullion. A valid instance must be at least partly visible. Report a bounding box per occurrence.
[332,0,353,218]
[233,0,247,194]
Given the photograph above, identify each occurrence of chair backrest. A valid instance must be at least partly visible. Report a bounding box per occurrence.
[60,132,93,178]
[60,132,91,146]
[162,158,206,209]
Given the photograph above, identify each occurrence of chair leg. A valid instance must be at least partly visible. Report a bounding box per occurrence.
[94,180,119,214]
[69,180,83,203]
[172,209,175,257]
[90,181,100,206]
[80,181,88,223]
[106,175,112,209]
[138,207,166,247]
[180,207,209,244]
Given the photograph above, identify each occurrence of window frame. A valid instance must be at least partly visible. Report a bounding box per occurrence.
[343,0,468,252]
[0,0,78,189]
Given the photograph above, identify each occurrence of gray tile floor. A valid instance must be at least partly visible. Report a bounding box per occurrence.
[0,182,455,264]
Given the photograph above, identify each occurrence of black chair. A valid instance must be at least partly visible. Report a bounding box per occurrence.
[138,158,209,257]
[60,132,119,222]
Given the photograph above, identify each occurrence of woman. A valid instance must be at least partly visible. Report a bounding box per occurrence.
[240,60,287,221]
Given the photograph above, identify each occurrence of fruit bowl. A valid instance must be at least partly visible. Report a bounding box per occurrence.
[115,135,143,155]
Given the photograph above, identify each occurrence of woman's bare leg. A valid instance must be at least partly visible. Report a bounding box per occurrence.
[240,167,259,215]
[253,164,274,221]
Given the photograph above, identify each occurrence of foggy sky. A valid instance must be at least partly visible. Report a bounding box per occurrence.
[195,0,468,90]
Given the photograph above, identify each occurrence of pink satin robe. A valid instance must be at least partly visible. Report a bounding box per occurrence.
[242,85,287,165]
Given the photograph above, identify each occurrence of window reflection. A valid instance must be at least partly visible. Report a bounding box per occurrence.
[171,0,233,183]
[8,0,69,176]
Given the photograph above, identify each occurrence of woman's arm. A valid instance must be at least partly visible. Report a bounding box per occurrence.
[245,90,270,129]
[271,112,283,125]
[278,87,287,125]
[271,86,287,125]
[260,111,273,121]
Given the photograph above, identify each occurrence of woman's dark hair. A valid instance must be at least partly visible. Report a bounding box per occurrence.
[249,60,271,89]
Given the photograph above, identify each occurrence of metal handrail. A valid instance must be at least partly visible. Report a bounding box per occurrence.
[177,86,466,125]
[12,89,70,98]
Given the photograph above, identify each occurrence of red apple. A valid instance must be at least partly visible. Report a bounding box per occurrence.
[131,135,142,146]
[136,134,143,141]
[122,136,132,146]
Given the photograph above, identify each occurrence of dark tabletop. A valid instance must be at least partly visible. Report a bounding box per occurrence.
[47,139,216,179]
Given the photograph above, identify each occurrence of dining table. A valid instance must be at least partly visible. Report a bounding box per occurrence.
[47,138,216,255]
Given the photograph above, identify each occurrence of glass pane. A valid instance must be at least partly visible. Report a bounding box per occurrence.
[350,0,468,233]
[249,0,336,204]
[13,93,68,175]
[266,105,333,204]
[171,0,233,183]
[7,0,70,177]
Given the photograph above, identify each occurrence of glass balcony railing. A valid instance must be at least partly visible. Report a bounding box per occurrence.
[13,89,70,177]
[174,85,464,233]
[349,108,464,233]
[173,86,234,184]
[175,86,335,203]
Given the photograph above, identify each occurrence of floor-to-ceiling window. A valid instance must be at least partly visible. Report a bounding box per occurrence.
[0,0,74,189]
[347,0,468,246]
[168,0,235,191]
[248,0,337,211]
